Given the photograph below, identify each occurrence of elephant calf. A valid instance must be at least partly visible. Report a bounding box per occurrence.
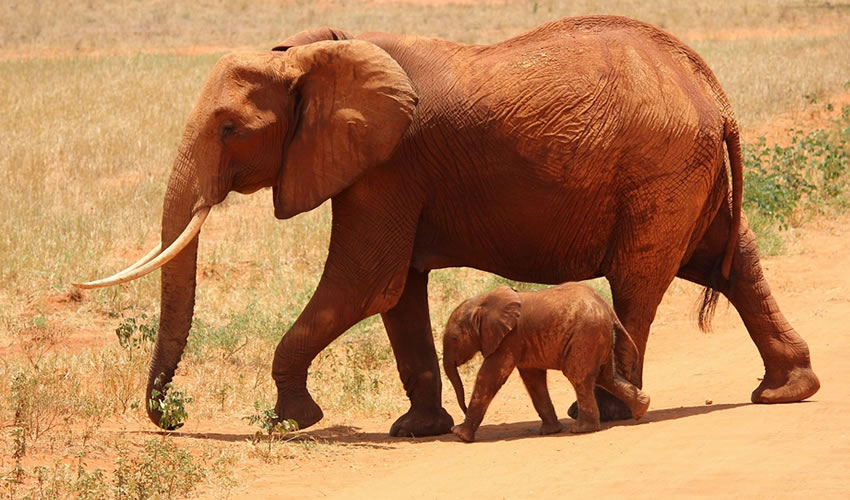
[443,284,650,442]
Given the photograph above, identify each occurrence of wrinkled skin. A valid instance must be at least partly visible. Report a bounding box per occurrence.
[443,284,651,442]
[96,16,818,435]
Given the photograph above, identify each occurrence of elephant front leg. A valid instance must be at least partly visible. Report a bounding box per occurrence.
[452,352,516,442]
[271,180,427,430]
[272,282,369,429]
[518,368,562,435]
[381,268,453,437]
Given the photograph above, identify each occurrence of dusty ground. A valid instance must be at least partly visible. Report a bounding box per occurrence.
[160,214,848,499]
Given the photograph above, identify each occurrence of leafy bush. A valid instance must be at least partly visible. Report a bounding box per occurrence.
[114,314,157,351]
[2,439,234,500]
[99,315,157,414]
[113,438,205,500]
[743,110,850,231]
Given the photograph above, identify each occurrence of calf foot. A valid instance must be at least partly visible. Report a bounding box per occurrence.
[451,423,476,442]
[390,406,454,437]
[539,420,563,435]
[569,418,601,433]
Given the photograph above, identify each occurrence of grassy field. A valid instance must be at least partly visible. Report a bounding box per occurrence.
[1,0,849,497]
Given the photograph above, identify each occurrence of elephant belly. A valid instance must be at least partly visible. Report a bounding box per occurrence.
[413,186,616,285]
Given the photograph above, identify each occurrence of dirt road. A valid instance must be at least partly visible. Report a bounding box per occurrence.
[236,216,850,498]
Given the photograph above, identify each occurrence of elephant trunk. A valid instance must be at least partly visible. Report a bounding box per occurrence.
[444,354,467,415]
[145,148,207,429]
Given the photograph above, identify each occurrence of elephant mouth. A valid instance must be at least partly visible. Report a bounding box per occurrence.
[73,206,211,289]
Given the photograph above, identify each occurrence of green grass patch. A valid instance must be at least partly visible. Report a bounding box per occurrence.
[743,107,850,251]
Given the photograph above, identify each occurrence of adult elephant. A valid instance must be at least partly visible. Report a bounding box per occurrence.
[76,16,819,436]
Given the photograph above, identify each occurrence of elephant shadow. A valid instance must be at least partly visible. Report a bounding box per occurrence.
[155,424,452,448]
[156,401,779,446]
[468,401,764,443]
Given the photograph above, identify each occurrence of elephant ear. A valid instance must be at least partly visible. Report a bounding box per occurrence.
[271,27,351,51]
[477,286,522,357]
[273,40,418,219]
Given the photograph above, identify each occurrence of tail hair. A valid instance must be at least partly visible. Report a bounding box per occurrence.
[697,259,734,332]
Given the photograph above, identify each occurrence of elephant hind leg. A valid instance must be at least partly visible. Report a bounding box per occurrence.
[518,368,562,435]
[678,216,820,404]
[567,242,683,422]
[562,326,619,432]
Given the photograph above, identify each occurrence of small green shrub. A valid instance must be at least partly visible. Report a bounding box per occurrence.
[115,314,157,351]
[30,461,110,500]
[149,379,193,430]
[244,401,300,460]
[101,315,157,414]
[743,133,817,229]
[113,438,205,500]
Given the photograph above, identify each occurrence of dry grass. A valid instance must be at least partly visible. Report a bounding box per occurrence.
[0,0,848,496]
[2,0,847,53]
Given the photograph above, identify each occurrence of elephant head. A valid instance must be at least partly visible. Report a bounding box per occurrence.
[442,286,521,414]
[75,40,418,428]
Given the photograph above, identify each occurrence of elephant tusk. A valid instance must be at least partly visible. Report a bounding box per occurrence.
[74,207,210,289]
[75,243,163,289]
[124,243,163,273]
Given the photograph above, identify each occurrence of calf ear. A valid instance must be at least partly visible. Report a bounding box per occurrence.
[478,286,521,357]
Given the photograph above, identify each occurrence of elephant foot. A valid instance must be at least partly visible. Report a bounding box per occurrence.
[389,406,454,437]
[274,389,324,430]
[751,365,820,404]
[569,418,601,434]
[567,389,632,422]
[451,423,475,442]
[539,420,563,435]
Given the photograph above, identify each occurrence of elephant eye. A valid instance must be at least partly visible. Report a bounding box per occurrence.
[220,121,238,140]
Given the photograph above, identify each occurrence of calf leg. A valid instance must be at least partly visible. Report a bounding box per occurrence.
[518,368,562,435]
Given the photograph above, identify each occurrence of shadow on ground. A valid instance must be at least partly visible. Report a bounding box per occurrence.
[150,401,764,446]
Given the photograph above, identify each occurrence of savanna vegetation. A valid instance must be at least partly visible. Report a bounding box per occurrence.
[1,1,848,497]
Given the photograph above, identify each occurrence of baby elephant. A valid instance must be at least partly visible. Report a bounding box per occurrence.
[443,283,650,442]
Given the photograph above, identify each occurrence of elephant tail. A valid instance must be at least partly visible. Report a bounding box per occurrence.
[613,319,640,380]
[697,118,742,332]
[721,118,743,281]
